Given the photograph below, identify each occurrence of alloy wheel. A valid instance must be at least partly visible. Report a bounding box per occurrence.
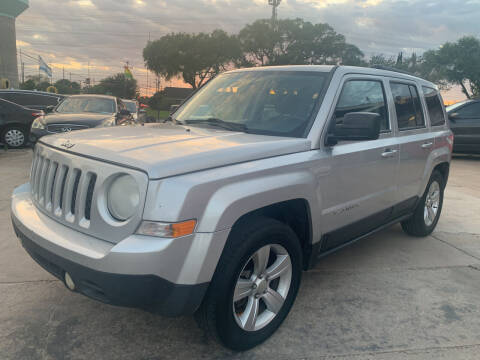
[424,180,440,226]
[232,244,292,332]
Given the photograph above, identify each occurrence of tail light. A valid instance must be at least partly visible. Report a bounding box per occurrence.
[32,112,44,118]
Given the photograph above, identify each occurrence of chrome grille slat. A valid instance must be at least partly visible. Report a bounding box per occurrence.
[38,159,50,205]
[33,156,44,199]
[63,169,78,223]
[44,162,58,212]
[53,165,67,217]
[75,172,92,228]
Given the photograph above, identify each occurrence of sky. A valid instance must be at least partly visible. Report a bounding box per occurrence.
[14,0,480,100]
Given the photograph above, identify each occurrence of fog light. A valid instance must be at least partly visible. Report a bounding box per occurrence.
[64,272,76,291]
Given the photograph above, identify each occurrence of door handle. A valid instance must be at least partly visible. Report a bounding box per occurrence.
[421,142,434,149]
[381,149,398,158]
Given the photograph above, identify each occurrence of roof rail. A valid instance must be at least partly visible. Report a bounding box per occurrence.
[370,65,413,76]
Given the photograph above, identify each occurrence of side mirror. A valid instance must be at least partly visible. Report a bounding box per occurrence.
[448,113,459,122]
[45,105,55,113]
[331,112,382,143]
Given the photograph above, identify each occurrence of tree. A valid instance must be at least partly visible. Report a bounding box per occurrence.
[143,30,242,89]
[20,75,51,91]
[86,73,137,98]
[54,79,81,94]
[238,18,364,66]
[421,36,480,99]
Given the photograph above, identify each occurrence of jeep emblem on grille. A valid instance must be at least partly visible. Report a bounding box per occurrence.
[60,140,75,149]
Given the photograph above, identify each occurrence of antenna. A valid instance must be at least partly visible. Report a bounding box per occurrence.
[268,0,282,29]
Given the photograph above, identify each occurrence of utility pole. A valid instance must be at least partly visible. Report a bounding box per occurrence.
[268,0,281,29]
[62,66,65,80]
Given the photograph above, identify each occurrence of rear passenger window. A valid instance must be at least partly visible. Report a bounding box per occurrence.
[391,83,425,130]
[334,80,389,131]
[423,87,445,126]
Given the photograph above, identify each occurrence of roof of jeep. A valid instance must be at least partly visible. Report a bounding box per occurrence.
[225,65,436,89]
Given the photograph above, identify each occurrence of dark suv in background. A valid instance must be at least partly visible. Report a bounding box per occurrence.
[446,99,480,154]
[0,90,65,112]
[0,98,43,148]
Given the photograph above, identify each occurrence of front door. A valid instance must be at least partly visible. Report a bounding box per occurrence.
[319,75,399,251]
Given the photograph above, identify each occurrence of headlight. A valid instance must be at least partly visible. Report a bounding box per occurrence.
[107,175,140,221]
[31,118,45,130]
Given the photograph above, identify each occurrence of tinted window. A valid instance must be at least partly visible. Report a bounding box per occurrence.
[0,98,23,112]
[391,83,425,130]
[423,87,445,126]
[0,92,61,106]
[26,94,61,106]
[334,80,389,131]
[456,102,480,118]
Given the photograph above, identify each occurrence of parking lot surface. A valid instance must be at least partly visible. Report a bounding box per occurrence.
[1,149,479,360]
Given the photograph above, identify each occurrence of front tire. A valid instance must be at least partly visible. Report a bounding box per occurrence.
[196,217,302,351]
[401,170,445,237]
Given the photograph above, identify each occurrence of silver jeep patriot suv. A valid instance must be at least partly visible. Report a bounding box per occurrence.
[12,66,453,350]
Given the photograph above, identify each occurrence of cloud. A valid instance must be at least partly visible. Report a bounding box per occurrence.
[14,0,480,97]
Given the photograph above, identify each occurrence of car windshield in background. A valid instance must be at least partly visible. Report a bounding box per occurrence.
[174,71,329,137]
[56,97,116,114]
[124,101,137,113]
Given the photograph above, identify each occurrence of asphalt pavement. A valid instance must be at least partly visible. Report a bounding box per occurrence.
[1,149,479,360]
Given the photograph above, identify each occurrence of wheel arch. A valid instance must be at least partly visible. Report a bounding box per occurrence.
[229,199,314,270]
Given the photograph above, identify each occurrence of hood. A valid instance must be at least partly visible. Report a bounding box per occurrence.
[40,124,311,179]
[42,112,114,126]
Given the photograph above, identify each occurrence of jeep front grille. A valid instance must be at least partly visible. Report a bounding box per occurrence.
[30,144,148,244]
[31,153,97,228]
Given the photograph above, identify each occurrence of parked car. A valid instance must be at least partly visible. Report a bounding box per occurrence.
[0,90,64,112]
[29,94,135,144]
[12,66,453,351]
[446,99,480,154]
[123,99,146,123]
[0,98,43,148]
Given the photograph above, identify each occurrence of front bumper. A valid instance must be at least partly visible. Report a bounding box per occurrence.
[12,184,230,316]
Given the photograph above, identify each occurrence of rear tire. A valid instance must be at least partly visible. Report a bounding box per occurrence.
[2,126,27,148]
[195,217,302,351]
[401,170,445,237]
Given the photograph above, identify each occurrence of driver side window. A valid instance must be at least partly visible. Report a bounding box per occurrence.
[333,79,389,132]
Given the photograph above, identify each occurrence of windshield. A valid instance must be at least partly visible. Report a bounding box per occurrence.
[446,100,472,113]
[124,101,137,113]
[174,71,329,137]
[56,97,116,114]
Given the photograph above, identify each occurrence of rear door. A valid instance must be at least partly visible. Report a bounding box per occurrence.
[319,75,399,251]
[449,101,480,153]
[390,81,434,204]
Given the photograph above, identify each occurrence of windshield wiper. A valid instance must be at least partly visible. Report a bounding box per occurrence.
[183,118,247,132]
